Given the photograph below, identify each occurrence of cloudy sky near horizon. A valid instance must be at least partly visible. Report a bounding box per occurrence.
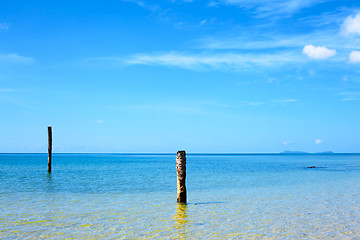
[1,0,360,153]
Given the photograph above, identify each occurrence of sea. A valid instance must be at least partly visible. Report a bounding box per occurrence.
[1,153,360,239]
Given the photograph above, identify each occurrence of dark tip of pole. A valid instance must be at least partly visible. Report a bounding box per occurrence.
[177,150,186,155]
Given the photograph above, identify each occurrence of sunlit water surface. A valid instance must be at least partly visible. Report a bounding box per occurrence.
[1,153,360,239]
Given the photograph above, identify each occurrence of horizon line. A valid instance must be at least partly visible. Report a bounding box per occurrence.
[1,152,360,155]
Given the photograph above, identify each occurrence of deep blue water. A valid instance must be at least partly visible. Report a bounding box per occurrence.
[1,153,359,194]
[1,153,360,238]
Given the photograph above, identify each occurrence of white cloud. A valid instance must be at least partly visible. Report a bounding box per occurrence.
[349,50,360,63]
[0,23,9,30]
[282,141,291,145]
[302,45,336,59]
[342,13,360,35]
[315,139,323,144]
[0,53,34,63]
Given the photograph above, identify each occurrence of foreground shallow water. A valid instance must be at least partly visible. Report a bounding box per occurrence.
[1,153,360,239]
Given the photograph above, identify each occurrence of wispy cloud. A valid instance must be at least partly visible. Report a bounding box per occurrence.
[84,9,360,72]
[276,99,298,104]
[84,56,124,63]
[0,89,14,92]
[246,99,299,107]
[267,77,279,84]
[119,102,211,115]
[0,88,33,94]
[214,0,327,17]
[194,10,360,56]
[0,53,34,64]
[248,101,264,106]
[302,45,336,59]
[315,139,323,144]
[80,56,126,69]
[122,0,159,11]
[338,91,360,96]
[0,23,9,30]
[342,97,357,101]
[338,91,360,101]
[300,10,352,27]
[127,51,300,70]
[198,36,304,50]
[170,0,194,3]
[195,28,358,52]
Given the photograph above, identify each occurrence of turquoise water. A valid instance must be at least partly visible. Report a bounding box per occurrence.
[1,153,360,239]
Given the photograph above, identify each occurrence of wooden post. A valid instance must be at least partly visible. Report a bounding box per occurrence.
[48,126,52,173]
[176,150,187,203]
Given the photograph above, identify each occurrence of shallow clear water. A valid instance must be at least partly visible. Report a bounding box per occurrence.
[1,153,360,239]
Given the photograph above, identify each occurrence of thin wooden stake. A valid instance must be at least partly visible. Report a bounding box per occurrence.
[176,150,187,203]
[48,126,52,172]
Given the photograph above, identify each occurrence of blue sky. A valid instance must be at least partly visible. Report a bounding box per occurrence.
[1,0,360,153]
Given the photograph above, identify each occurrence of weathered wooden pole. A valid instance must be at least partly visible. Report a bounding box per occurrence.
[48,126,52,173]
[176,150,187,203]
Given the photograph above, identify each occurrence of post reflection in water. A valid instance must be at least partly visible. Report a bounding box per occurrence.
[45,172,54,192]
[173,203,188,239]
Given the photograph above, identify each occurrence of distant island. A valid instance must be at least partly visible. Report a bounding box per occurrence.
[281,151,334,154]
